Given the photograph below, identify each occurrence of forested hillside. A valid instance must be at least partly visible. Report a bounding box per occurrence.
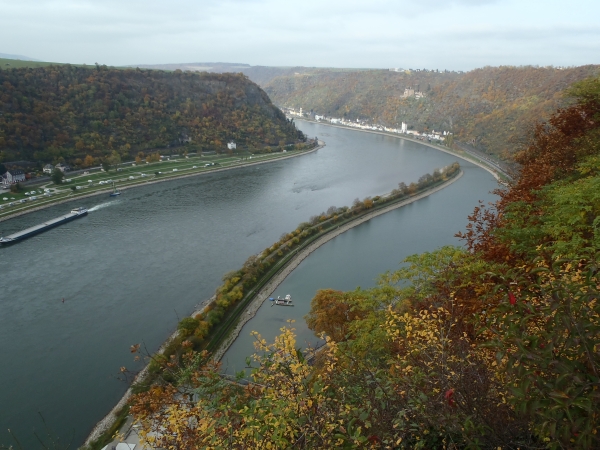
[128,75,600,448]
[95,61,599,161]
[264,65,600,159]
[0,66,304,167]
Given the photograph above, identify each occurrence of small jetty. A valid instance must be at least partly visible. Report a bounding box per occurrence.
[270,294,294,307]
[0,207,88,245]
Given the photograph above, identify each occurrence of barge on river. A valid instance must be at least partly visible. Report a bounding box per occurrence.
[0,207,88,245]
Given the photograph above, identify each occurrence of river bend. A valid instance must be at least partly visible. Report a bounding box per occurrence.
[0,121,497,447]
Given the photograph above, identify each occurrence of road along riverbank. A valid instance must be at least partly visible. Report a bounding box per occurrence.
[0,142,324,224]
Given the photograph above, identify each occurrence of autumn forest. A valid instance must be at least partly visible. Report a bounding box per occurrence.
[0,65,304,169]
[263,65,600,159]
[3,58,600,449]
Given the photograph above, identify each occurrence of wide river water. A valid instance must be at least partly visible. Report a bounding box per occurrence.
[0,121,498,447]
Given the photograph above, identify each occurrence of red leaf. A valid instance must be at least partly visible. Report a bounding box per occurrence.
[445,389,456,407]
[508,291,517,305]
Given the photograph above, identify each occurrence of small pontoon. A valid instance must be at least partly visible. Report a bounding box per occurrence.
[270,294,294,307]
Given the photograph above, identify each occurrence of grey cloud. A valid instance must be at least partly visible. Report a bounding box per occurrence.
[0,0,598,70]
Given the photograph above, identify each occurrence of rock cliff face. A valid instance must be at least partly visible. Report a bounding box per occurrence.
[0,66,302,165]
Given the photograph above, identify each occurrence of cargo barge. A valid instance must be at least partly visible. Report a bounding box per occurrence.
[0,207,88,245]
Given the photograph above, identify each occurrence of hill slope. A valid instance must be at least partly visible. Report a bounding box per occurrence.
[0,66,303,167]
[263,65,600,158]
[0,53,40,62]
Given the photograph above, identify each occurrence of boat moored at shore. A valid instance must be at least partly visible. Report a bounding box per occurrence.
[109,182,121,197]
[270,294,294,306]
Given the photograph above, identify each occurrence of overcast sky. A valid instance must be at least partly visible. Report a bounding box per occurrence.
[1,0,599,70]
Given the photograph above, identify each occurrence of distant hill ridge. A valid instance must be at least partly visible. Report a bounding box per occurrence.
[0,53,40,61]
[132,62,251,72]
[0,65,304,167]
[132,62,318,87]
[260,65,600,158]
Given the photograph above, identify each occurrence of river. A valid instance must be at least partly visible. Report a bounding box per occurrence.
[0,121,497,448]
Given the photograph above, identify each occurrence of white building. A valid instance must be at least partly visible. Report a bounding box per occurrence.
[401,122,408,133]
[1,169,26,186]
[43,164,54,174]
[227,141,237,150]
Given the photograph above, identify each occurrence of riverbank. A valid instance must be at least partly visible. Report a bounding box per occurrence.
[297,118,507,180]
[0,142,324,224]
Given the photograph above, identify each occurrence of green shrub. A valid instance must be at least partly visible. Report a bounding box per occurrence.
[206,308,224,326]
[177,317,200,335]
